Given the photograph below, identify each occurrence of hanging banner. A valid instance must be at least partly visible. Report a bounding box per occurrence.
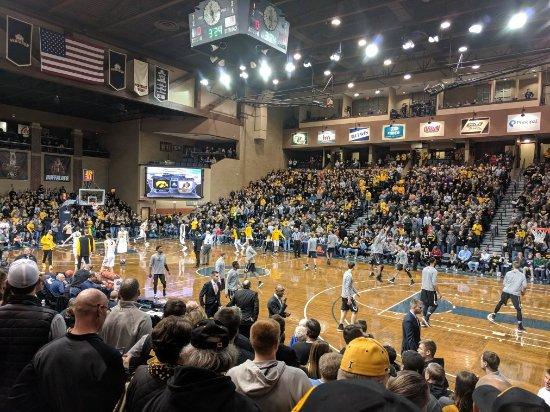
[382,124,406,140]
[507,112,541,133]
[349,127,370,142]
[131,59,149,96]
[419,121,445,138]
[154,66,169,101]
[291,132,308,145]
[108,50,126,91]
[317,130,336,144]
[6,16,32,67]
[44,154,71,182]
[0,150,28,180]
[461,117,490,135]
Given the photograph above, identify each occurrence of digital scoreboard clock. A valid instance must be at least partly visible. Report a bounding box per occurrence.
[189,0,289,57]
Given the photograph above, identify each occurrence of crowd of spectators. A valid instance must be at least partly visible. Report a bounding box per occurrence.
[390,100,436,119]
[180,144,237,168]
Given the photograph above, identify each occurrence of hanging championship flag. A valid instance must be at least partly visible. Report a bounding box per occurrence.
[131,59,149,96]
[154,66,169,101]
[108,50,126,91]
[6,16,32,67]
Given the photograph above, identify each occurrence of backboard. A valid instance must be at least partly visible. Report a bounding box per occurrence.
[78,188,105,206]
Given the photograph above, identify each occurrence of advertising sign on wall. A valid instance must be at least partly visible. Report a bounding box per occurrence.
[44,154,71,182]
[291,131,308,145]
[382,124,406,140]
[507,112,541,133]
[349,127,370,142]
[419,121,445,138]
[318,129,336,144]
[461,117,490,135]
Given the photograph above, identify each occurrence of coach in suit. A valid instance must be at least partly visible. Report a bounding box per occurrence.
[401,298,422,353]
[267,284,290,318]
[228,279,259,338]
[193,231,204,268]
[199,271,222,318]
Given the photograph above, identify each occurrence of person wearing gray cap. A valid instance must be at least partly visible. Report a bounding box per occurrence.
[0,259,66,407]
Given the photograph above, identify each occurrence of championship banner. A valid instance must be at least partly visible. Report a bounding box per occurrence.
[131,59,149,96]
[461,117,490,135]
[108,50,126,91]
[154,66,169,101]
[6,16,32,67]
[0,150,28,180]
[349,127,370,142]
[44,154,71,182]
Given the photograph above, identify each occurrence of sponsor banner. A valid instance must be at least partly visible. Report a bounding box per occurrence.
[507,112,541,133]
[44,154,71,182]
[6,16,32,67]
[349,127,370,142]
[82,169,95,182]
[318,129,336,144]
[291,131,308,145]
[461,117,490,135]
[0,150,28,180]
[154,66,169,102]
[382,124,406,140]
[18,124,30,137]
[108,50,126,91]
[132,59,149,96]
[419,121,445,138]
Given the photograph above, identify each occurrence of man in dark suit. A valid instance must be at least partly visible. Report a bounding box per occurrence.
[227,279,259,338]
[267,284,290,318]
[401,298,422,353]
[199,271,221,317]
[193,231,204,268]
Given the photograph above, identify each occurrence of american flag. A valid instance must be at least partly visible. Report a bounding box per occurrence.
[40,28,104,84]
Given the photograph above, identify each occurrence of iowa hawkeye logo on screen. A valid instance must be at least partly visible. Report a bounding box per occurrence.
[155,180,169,189]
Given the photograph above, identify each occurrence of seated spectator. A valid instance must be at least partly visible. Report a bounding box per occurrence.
[458,246,472,269]
[425,363,451,401]
[227,319,312,412]
[401,350,425,375]
[271,314,300,367]
[306,341,332,383]
[125,316,192,412]
[418,339,444,369]
[146,319,259,411]
[214,306,254,365]
[8,289,125,412]
[340,324,363,354]
[477,350,511,388]
[100,278,153,354]
[294,318,321,365]
[337,337,390,385]
[387,370,430,411]
[467,248,481,272]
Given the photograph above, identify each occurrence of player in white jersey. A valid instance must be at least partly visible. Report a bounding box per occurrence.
[62,227,81,266]
[388,246,414,285]
[179,223,188,255]
[134,220,149,247]
[116,226,128,266]
[102,233,117,271]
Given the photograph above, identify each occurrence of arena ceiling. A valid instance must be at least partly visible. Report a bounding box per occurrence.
[3,0,550,97]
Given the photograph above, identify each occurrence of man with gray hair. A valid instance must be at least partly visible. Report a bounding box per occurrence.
[489,260,527,332]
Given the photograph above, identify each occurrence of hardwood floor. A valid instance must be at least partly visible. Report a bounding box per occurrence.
[19,239,550,393]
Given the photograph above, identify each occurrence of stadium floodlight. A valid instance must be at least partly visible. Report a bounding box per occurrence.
[365,43,379,58]
[508,11,528,30]
[200,78,209,86]
[259,61,272,81]
[469,24,483,34]
[219,70,231,89]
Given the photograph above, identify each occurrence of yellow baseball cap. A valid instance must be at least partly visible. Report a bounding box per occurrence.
[340,337,389,376]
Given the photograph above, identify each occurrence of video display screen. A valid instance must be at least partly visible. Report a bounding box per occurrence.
[145,167,203,199]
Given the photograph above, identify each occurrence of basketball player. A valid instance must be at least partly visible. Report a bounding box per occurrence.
[326,230,339,265]
[488,261,527,332]
[134,219,149,246]
[420,258,439,327]
[304,232,318,270]
[102,233,117,271]
[116,226,128,266]
[179,222,188,254]
[389,246,414,286]
[244,241,263,288]
[369,232,385,282]
[149,245,171,301]
[62,226,82,266]
[338,262,359,331]
[272,226,284,254]
[232,226,244,255]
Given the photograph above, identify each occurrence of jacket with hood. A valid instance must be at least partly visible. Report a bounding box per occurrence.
[144,366,259,412]
[227,359,312,412]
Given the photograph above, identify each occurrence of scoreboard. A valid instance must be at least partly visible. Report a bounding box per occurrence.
[189,0,290,55]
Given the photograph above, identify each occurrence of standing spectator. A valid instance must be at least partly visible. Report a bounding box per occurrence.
[447,371,478,412]
[39,230,55,269]
[336,337,390,385]
[0,259,66,406]
[270,314,300,367]
[8,289,125,412]
[100,278,152,354]
[227,319,312,412]
[401,298,422,353]
[214,307,253,365]
[306,341,332,383]
[267,284,290,317]
[477,350,511,388]
[538,368,550,406]
[228,279,259,338]
[316,352,343,384]
[199,271,222,317]
[293,318,321,365]
[418,339,444,369]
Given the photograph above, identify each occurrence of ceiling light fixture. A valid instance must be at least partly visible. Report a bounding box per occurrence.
[458,45,468,53]
[375,89,381,94]
[293,52,302,60]
[330,52,341,61]
[303,61,312,68]
[331,17,341,26]
[323,69,331,76]
[219,70,231,88]
[199,78,209,86]
[354,92,359,97]
[272,78,279,85]
[285,61,296,73]
[358,38,367,47]
[403,73,412,80]
[239,71,249,79]
[440,20,451,29]
[259,61,272,81]
[508,11,528,30]
[402,40,415,50]
[428,35,439,43]
[472,64,480,69]
[365,43,379,58]
[347,82,354,88]
[469,24,483,34]
[239,65,246,71]
[383,58,392,66]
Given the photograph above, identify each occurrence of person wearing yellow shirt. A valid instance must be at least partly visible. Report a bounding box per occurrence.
[232,226,245,255]
[191,218,199,231]
[39,210,47,221]
[40,230,55,268]
[259,197,266,207]
[272,227,285,254]
[244,224,253,241]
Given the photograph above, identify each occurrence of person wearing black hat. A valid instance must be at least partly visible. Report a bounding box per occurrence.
[199,271,222,318]
[144,319,259,411]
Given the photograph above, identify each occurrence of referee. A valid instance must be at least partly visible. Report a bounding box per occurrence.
[420,258,439,327]
[338,262,359,331]
[488,261,527,332]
